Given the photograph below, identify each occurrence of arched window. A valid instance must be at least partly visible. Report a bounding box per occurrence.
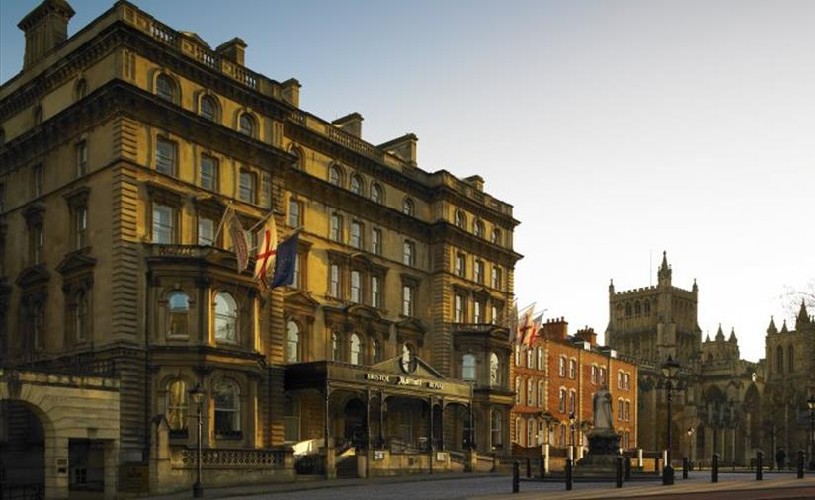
[238,113,256,137]
[328,165,342,186]
[286,320,300,363]
[200,95,219,122]
[625,303,632,317]
[643,300,651,315]
[787,345,794,372]
[167,291,189,336]
[537,347,543,371]
[156,74,177,102]
[350,174,363,195]
[74,78,88,100]
[473,219,485,238]
[491,228,502,245]
[462,354,476,381]
[350,333,362,365]
[515,416,523,444]
[370,183,383,204]
[489,352,501,387]
[527,418,537,447]
[214,292,237,342]
[214,378,241,436]
[776,345,783,373]
[491,410,503,448]
[634,301,641,315]
[166,379,188,432]
[537,381,544,408]
[455,210,466,228]
[402,197,415,216]
[527,378,535,406]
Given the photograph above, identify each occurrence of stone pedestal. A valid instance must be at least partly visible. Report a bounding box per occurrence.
[574,429,621,478]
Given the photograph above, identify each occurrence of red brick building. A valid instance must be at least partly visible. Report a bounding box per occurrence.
[510,318,638,457]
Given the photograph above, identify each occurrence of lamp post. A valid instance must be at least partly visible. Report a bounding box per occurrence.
[189,381,207,498]
[807,394,815,471]
[661,355,680,486]
[569,412,576,461]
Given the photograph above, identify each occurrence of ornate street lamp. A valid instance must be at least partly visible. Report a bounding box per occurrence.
[189,381,207,498]
[661,355,680,486]
[807,394,815,471]
[568,411,576,460]
[686,426,695,465]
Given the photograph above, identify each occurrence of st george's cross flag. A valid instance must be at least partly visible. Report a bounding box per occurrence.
[253,212,278,285]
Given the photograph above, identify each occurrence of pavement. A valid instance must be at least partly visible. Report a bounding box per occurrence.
[138,471,815,500]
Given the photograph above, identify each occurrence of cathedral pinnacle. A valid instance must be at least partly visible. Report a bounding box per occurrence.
[767,316,777,334]
[728,327,737,342]
[657,251,672,286]
[780,320,789,333]
[715,324,725,341]
[795,299,810,330]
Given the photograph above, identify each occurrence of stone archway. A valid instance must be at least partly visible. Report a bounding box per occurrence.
[0,370,120,499]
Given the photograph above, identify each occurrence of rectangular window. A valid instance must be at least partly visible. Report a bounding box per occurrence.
[74,206,88,250]
[591,366,598,384]
[76,140,88,177]
[473,301,482,323]
[371,275,381,308]
[198,216,215,246]
[288,199,302,228]
[330,214,342,242]
[474,260,484,284]
[569,359,576,379]
[200,155,217,190]
[32,224,44,264]
[152,204,175,244]
[292,254,301,289]
[617,371,623,389]
[558,357,566,377]
[239,170,256,203]
[155,138,176,176]
[350,221,362,249]
[371,228,382,255]
[351,270,361,303]
[455,254,465,277]
[329,264,340,297]
[491,305,499,325]
[527,379,535,406]
[454,294,465,322]
[403,240,415,266]
[33,164,43,197]
[558,389,566,413]
[569,390,576,414]
[402,284,414,316]
[599,368,607,385]
[492,266,502,289]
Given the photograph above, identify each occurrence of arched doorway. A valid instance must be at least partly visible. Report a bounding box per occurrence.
[0,400,45,496]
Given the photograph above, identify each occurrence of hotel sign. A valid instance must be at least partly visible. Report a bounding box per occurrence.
[365,373,444,390]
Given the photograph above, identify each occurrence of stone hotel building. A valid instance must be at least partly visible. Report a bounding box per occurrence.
[0,0,521,496]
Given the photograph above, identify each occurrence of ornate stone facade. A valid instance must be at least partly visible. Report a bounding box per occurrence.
[0,0,520,495]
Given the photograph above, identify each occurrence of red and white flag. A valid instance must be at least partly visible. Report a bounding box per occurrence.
[253,212,278,285]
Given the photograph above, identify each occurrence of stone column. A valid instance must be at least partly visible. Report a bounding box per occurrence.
[104,440,120,499]
[43,435,69,499]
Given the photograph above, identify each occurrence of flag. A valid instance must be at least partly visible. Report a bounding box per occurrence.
[270,232,299,288]
[253,212,278,283]
[525,313,544,346]
[515,302,535,345]
[226,207,249,272]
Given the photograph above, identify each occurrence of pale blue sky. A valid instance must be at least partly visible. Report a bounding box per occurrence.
[3,0,814,362]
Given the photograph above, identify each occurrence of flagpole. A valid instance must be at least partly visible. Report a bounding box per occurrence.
[212,201,233,244]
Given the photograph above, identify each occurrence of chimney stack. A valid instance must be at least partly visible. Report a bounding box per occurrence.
[18,0,75,70]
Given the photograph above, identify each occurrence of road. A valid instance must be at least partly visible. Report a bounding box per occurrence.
[220,471,815,500]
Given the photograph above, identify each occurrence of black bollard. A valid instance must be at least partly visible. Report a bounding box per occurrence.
[756,451,763,481]
[682,457,689,479]
[624,455,631,481]
[616,456,623,488]
[539,457,545,479]
[565,458,573,491]
[712,454,719,483]
[797,450,804,479]
[512,460,520,493]
[526,457,531,478]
